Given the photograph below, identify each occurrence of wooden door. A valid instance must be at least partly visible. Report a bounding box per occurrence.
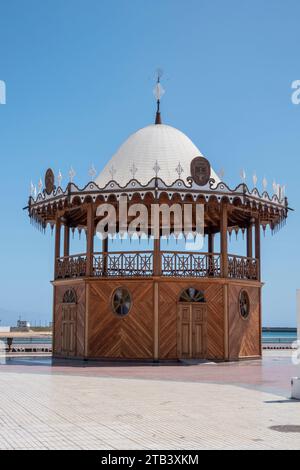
[177,303,207,359]
[61,305,76,356]
[191,304,207,358]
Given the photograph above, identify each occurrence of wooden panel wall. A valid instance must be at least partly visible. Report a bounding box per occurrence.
[52,278,261,361]
[158,280,224,360]
[87,280,154,359]
[53,282,86,357]
[228,284,261,359]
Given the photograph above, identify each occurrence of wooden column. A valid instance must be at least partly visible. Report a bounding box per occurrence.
[54,217,61,278]
[153,236,161,276]
[86,203,94,277]
[63,224,70,257]
[255,216,261,281]
[208,232,214,253]
[220,202,228,277]
[102,236,108,274]
[208,232,215,276]
[223,284,229,361]
[246,223,253,258]
[154,282,159,361]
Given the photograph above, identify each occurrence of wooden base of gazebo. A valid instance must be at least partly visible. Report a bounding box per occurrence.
[53,276,262,361]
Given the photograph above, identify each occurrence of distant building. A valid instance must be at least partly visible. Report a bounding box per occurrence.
[17,320,30,329]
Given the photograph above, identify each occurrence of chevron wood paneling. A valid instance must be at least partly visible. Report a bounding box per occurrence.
[52,278,260,361]
[87,280,154,359]
[228,284,261,359]
[53,282,86,357]
[158,280,224,360]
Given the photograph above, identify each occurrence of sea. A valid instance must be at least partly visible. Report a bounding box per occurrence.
[0,329,298,345]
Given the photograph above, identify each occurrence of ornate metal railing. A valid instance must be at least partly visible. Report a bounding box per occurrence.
[161,252,221,277]
[228,254,259,280]
[93,251,153,277]
[55,251,259,280]
[56,254,87,279]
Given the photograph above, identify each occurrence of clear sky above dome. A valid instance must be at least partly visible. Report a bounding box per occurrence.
[0,0,299,326]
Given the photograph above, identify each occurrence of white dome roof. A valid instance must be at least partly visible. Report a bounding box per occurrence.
[96,124,219,187]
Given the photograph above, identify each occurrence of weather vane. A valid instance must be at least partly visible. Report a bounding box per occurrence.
[153,68,165,124]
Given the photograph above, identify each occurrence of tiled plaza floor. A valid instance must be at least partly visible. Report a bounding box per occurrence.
[0,351,299,450]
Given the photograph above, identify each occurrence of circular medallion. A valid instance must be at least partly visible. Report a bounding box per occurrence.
[190,157,211,186]
[239,289,250,319]
[45,168,55,195]
[112,287,132,317]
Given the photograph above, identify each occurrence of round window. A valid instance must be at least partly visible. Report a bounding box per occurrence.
[112,288,132,317]
[239,290,250,319]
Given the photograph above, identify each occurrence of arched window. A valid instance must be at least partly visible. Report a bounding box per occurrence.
[63,289,77,304]
[179,288,205,303]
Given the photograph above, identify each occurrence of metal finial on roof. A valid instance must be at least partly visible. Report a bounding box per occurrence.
[153,68,165,125]
[218,168,225,180]
[262,176,268,191]
[175,162,184,179]
[69,167,76,182]
[153,160,161,177]
[240,169,246,182]
[57,170,63,187]
[38,178,43,193]
[88,164,97,181]
[109,165,116,180]
[30,181,35,197]
[129,162,138,179]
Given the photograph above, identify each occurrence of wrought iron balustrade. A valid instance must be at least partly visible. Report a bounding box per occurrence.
[93,251,153,277]
[56,254,87,279]
[55,251,259,280]
[228,254,259,280]
[161,252,221,277]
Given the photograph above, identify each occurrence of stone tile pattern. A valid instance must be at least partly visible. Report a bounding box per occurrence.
[0,368,299,450]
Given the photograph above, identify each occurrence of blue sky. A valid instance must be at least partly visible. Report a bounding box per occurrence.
[0,0,299,326]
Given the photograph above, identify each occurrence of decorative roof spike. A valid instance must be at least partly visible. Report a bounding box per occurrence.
[240,169,246,182]
[33,185,37,199]
[153,68,165,125]
[276,183,281,198]
[262,176,268,191]
[30,181,35,197]
[175,162,184,179]
[57,170,63,187]
[109,164,116,180]
[69,166,76,183]
[88,164,97,181]
[272,180,277,194]
[153,160,161,177]
[129,162,138,179]
[252,172,258,187]
[38,178,43,193]
[218,168,225,180]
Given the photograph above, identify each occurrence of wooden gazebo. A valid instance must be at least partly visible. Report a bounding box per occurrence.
[27,94,289,361]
